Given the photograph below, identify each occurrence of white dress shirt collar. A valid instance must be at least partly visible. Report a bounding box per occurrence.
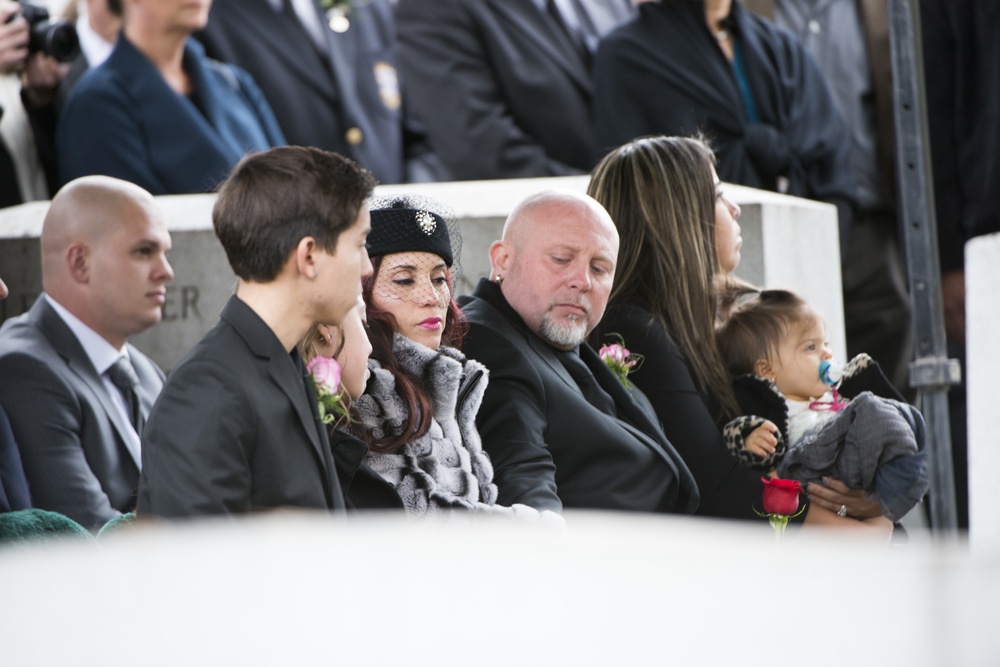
[45,295,142,449]
[75,14,115,69]
[266,0,326,49]
[44,294,128,375]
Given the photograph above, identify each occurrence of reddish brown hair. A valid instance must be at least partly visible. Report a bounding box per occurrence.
[355,255,468,453]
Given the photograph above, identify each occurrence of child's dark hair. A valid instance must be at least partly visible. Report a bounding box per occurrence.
[716,289,822,377]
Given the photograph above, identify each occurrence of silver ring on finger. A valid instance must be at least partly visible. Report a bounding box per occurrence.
[837,504,848,517]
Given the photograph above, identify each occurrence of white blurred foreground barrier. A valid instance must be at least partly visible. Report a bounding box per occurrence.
[0,512,996,666]
[0,177,845,371]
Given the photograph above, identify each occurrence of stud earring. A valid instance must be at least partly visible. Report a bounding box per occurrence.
[495,274,503,285]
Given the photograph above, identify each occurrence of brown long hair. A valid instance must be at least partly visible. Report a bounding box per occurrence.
[358,255,468,453]
[588,135,741,420]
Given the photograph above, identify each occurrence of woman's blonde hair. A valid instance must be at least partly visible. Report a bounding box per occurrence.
[299,323,345,367]
[298,323,354,428]
[588,135,741,420]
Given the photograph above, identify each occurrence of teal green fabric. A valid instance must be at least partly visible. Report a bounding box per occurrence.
[0,509,94,545]
[97,512,137,540]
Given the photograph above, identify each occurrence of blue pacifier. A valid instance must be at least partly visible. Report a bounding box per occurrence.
[819,359,842,386]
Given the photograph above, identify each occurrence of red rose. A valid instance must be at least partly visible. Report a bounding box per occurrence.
[761,477,802,516]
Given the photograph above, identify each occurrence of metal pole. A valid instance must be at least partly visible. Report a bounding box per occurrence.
[886,0,960,533]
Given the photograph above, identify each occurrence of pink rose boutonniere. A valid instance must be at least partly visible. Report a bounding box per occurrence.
[756,477,806,542]
[598,335,643,389]
[306,356,349,425]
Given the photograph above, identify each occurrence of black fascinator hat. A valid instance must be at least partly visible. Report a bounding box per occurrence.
[367,195,460,269]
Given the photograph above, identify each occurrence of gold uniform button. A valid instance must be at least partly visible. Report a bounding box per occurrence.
[345,127,363,145]
[328,11,350,33]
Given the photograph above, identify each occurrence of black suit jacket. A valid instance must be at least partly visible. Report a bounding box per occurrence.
[329,429,404,511]
[396,0,634,179]
[0,118,18,207]
[197,0,443,184]
[1,96,57,205]
[0,297,163,530]
[459,279,698,514]
[138,296,345,517]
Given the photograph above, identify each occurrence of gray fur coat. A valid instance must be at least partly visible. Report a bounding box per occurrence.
[352,334,553,520]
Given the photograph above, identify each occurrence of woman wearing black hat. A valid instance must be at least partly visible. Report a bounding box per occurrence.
[348,194,559,519]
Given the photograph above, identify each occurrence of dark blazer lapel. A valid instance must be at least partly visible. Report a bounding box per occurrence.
[220,297,335,503]
[268,352,325,463]
[583,346,655,431]
[261,0,340,100]
[579,343,680,463]
[182,39,251,150]
[319,0,359,106]
[31,298,141,466]
[469,278,601,399]
[473,280,581,393]
[582,343,699,511]
[525,332,581,395]
[300,365,344,507]
[487,0,591,94]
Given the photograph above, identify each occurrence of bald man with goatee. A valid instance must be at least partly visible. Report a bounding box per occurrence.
[459,189,698,514]
[0,175,173,531]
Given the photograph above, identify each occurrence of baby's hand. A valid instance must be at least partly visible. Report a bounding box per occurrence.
[745,421,779,458]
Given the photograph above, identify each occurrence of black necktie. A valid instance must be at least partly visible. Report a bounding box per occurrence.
[107,356,144,434]
[557,348,617,418]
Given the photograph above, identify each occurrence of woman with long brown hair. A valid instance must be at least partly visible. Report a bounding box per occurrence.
[589,135,887,531]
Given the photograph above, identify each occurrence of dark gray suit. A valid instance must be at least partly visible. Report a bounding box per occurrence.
[0,297,163,531]
[396,0,634,179]
[138,296,345,518]
[459,280,699,514]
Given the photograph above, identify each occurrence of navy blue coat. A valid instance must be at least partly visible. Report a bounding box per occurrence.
[57,34,284,194]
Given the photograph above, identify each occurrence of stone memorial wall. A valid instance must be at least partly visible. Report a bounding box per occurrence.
[0,177,845,371]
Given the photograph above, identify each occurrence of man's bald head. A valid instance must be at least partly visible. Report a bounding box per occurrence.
[490,189,619,349]
[500,188,619,254]
[41,176,157,283]
[41,176,173,349]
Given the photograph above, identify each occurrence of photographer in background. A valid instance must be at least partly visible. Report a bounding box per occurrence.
[1,0,71,207]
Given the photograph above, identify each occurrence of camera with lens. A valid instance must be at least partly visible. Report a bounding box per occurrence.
[5,2,80,63]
